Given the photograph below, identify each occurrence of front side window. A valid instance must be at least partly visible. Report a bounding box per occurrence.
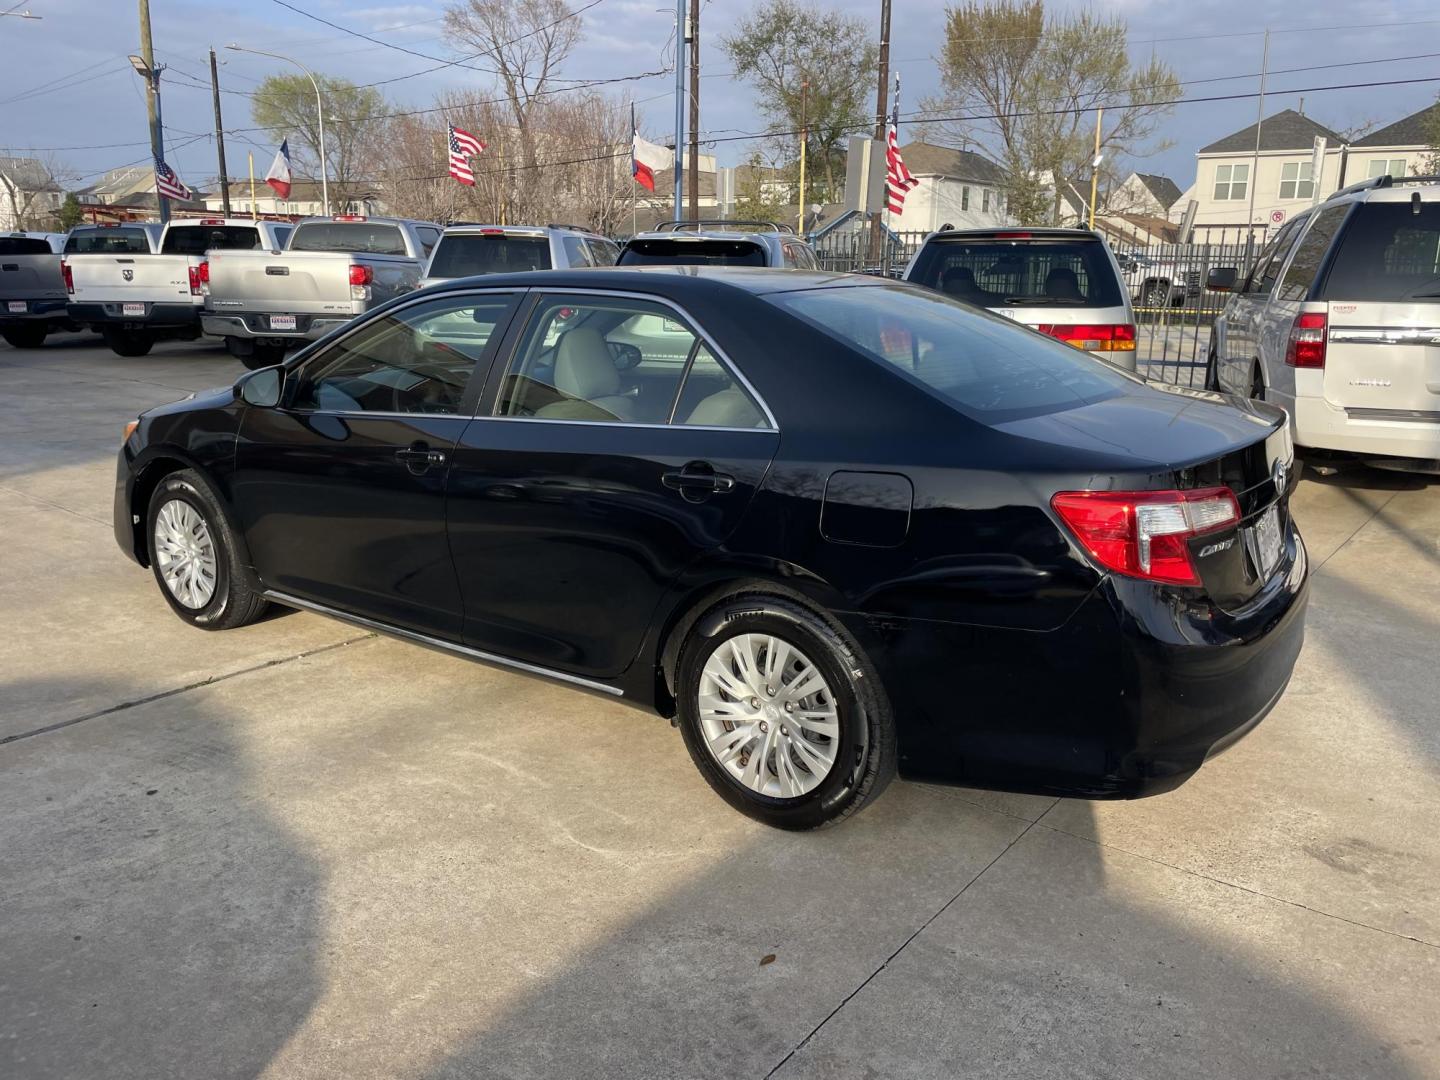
[1367,159,1409,179]
[1278,162,1315,201]
[291,293,514,414]
[493,296,766,427]
[1214,163,1250,201]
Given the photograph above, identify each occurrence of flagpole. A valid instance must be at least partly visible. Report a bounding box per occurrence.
[630,102,638,237]
[672,0,685,221]
[248,152,257,222]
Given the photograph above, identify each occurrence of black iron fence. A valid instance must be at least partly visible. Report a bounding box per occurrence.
[810,230,1260,390]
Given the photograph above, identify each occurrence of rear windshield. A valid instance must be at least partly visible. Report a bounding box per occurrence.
[64,228,152,254]
[770,284,1130,422]
[0,237,53,255]
[426,234,551,278]
[289,221,406,255]
[908,238,1124,308]
[161,226,261,255]
[617,239,766,267]
[1322,202,1440,301]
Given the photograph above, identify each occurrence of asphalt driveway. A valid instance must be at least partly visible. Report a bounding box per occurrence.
[2,335,1436,1079]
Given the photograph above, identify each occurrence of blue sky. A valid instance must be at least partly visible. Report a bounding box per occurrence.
[2,0,1438,194]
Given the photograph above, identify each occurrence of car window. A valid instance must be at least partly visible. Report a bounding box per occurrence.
[64,227,153,254]
[1254,218,1306,296]
[427,233,552,277]
[908,239,1124,308]
[273,226,293,249]
[561,234,593,267]
[290,294,515,415]
[1277,206,1349,302]
[0,237,53,255]
[161,226,260,255]
[1320,201,1440,301]
[771,284,1133,423]
[288,222,407,255]
[673,344,767,428]
[586,238,619,266]
[617,239,767,267]
[494,295,762,426]
[416,226,442,257]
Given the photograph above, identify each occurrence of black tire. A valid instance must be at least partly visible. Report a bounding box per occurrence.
[145,469,267,631]
[1249,363,1265,401]
[243,343,287,370]
[103,327,154,357]
[675,595,896,830]
[1,324,48,349]
[1142,282,1169,310]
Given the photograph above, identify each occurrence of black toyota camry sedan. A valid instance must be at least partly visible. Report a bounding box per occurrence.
[115,267,1308,829]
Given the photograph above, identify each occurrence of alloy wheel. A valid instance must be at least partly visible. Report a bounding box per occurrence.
[697,633,840,799]
[153,498,218,609]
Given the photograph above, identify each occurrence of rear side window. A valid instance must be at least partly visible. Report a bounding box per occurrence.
[0,237,53,255]
[587,238,620,265]
[562,234,594,266]
[64,228,152,254]
[288,222,406,255]
[427,234,551,278]
[617,239,766,267]
[1321,202,1440,301]
[273,226,293,249]
[771,285,1130,422]
[909,239,1124,308]
[161,226,260,255]
[1277,206,1349,302]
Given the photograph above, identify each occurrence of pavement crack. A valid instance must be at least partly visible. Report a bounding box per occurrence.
[1037,821,1440,951]
[0,634,374,748]
[763,812,1049,1079]
[1311,489,1398,574]
[0,482,111,527]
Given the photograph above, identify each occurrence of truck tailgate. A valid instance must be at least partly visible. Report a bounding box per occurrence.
[0,255,65,303]
[205,250,359,316]
[68,254,193,304]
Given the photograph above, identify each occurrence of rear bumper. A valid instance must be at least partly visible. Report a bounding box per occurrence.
[69,301,202,329]
[879,522,1309,798]
[202,312,353,342]
[0,298,69,323]
[1288,390,1440,460]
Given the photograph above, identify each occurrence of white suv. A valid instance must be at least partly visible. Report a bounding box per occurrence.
[1207,175,1440,471]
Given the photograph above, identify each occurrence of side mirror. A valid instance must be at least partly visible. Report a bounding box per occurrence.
[237,366,283,408]
[1206,267,1238,292]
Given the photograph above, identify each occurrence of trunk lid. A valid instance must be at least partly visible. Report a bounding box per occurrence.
[1323,300,1440,417]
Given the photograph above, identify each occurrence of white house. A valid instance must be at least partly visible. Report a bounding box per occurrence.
[1348,102,1440,181]
[200,178,382,219]
[886,142,1009,232]
[0,156,64,230]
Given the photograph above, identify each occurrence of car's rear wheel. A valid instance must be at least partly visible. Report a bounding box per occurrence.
[1,324,48,349]
[103,327,154,357]
[675,597,895,829]
[146,470,267,630]
[1142,281,1170,310]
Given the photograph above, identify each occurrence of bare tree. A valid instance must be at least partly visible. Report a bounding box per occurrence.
[0,152,77,230]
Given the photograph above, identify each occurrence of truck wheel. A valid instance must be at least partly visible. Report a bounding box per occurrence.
[1,325,47,349]
[103,327,154,357]
[244,343,287,370]
[1142,282,1169,310]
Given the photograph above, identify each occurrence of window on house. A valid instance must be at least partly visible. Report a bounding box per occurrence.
[1278,162,1314,200]
[982,189,992,213]
[1213,163,1249,201]
[1366,159,1409,179]
[961,187,970,211]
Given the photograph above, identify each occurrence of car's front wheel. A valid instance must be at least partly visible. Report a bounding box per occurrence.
[676,597,895,829]
[146,470,267,630]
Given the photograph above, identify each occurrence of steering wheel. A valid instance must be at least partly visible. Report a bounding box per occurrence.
[607,341,642,370]
[390,362,463,413]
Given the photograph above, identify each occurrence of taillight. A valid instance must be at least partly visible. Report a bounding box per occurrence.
[1284,312,1327,368]
[1037,323,1136,352]
[61,260,73,294]
[1051,487,1240,587]
[188,261,209,296]
[348,264,373,286]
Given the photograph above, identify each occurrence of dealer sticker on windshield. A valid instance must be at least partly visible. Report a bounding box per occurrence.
[1245,506,1283,579]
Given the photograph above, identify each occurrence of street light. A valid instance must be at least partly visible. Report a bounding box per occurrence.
[226,43,329,216]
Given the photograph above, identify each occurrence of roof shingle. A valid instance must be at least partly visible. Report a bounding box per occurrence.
[896,142,1005,183]
[1198,108,1343,155]
[1353,102,1440,148]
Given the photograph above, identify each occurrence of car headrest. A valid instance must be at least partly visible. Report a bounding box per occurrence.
[554,328,619,400]
[1045,267,1083,300]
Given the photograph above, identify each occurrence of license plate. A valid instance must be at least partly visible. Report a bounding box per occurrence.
[1245,506,1283,579]
[122,303,145,317]
[269,315,298,331]
[7,301,25,313]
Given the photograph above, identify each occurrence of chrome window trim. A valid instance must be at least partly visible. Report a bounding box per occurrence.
[497,286,780,431]
[263,590,624,696]
[465,415,774,434]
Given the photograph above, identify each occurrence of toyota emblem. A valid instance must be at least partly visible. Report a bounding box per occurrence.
[1272,456,1289,494]
[122,268,134,281]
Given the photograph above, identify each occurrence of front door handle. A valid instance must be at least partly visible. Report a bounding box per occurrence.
[662,461,736,499]
[395,443,446,472]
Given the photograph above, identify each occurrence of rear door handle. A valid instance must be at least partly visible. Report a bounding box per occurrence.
[662,462,736,495]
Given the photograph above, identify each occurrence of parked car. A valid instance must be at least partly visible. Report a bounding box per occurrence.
[202,215,442,369]
[617,220,819,269]
[904,227,1138,371]
[419,223,619,288]
[65,217,292,357]
[1116,250,1201,310]
[0,232,72,348]
[114,268,1306,829]
[1206,174,1440,472]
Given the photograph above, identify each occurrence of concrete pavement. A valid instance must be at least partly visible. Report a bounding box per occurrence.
[1,336,1436,1079]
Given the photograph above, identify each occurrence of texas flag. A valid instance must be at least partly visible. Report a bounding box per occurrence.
[630,105,672,192]
[265,140,293,200]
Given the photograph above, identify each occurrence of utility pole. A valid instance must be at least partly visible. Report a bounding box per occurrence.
[137,0,169,224]
[688,0,700,222]
[797,79,808,234]
[1088,108,1103,230]
[868,0,892,261]
[209,48,231,216]
[672,0,686,220]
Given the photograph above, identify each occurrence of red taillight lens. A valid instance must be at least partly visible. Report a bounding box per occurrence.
[1051,487,1240,587]
[1037,323,1136,352]
[1285,312,1327,368]
[348,264,373,286]
[188,261,209,296]
[61,260,73,294]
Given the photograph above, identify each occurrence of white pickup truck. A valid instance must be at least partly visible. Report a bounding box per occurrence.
[202,215,441,368]
[64,217,292,357]
[0,232,72,349]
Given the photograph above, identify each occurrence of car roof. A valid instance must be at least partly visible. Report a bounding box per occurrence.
[931,227,1104,240]
[439,223,603,237]
[420,265,890,297]
[627,230,784,243]
[1322,174,1440,206]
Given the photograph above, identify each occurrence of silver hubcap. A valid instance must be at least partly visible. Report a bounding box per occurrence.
[153,499,218,609]
[698,633,839,799]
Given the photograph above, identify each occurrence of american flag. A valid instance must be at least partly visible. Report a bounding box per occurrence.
[154,158,192,202]
[884,77,919,215]
[448,124,485,186]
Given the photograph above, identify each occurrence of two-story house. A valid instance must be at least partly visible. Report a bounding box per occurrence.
[0,156,64,231]
[884,142,1009,232]
[1348,102,1440,181]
